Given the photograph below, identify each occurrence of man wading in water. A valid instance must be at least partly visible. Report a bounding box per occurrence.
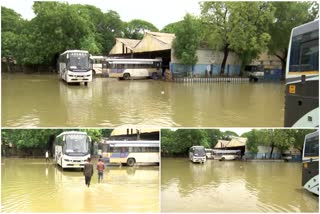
[83,157,94,187]
[96,158,105,183]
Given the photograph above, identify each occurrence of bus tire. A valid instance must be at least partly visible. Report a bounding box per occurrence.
[127,158,135,167]
[84,82,88,86]
[123,73,130,80]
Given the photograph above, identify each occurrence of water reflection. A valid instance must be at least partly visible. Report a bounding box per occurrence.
[2,73,284,127]
[161,158,319,212]
[1,158,159,212]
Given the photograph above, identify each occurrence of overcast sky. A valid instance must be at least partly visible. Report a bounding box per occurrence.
[1,0,201,29]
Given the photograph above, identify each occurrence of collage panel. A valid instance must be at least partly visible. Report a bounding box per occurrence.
[1,0,318,128]
[1,128,160,212]
[161,128,319,212]
[1,0,319,213]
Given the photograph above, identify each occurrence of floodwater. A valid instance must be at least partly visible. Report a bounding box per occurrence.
[161,158,319,213]
[1,158,159,212]
[2,73,284,127]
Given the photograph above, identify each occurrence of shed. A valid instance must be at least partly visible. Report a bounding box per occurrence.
[109,38,141,56]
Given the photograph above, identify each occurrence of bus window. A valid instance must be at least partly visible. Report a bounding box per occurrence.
[304,136,319,157]
[289,30,319,72]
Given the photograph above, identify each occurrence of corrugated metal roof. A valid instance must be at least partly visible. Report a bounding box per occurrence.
[215,140,231,148]
[116,38,141,50]
[146,32,175,45]
[215,137,247,148]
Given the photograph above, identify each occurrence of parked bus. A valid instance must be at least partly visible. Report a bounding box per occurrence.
[244,64,265,82]
[54,131,91,169]
[189,146,206,163]
[106,58,162,80]
[91,56,108,75]
[101,141,160,167]
[284,19,319,127]
[58,50,93,85]
[211,149,241,161]
[302,130,319,195]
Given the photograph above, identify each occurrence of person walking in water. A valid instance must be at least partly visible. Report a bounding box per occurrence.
[45,150,49,162]
[83,157,94,187]
[97,158,105,183]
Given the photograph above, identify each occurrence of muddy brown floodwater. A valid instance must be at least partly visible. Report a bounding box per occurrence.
[161,158,319,212]
[2,73,284,127]
[1,158,159,212]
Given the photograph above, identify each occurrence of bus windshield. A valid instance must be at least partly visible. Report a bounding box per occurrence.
[304,136,319,157]
[68,53,90,70]
[193,148,205,156]
[63,134,89,155]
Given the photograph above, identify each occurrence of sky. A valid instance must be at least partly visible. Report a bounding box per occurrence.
[1,0,201,30]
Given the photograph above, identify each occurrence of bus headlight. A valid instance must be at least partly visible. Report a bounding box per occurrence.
[303,163,308,168]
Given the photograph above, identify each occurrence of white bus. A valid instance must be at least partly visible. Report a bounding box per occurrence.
[284,19,319,127]
[211,149,241,161]
[58,50,93,85]
[101,141,160,166]
[106,58,162,80]
[54,131,91,169]
[189,146,206,163]
[302,130,319,195]
[91,56,108,76]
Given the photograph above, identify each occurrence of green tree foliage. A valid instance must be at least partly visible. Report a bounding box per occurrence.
[242,129,261,154]
[161,129,209,156]
[268,2,318,79]
[1,7,27,69]
[1,129,107,152]
[200,2,274,75]
[287,129,316,155]
[1,3,126,65]
[80,129,103,143]
[160,129,176,155]
[205,129,223,148]
[123,19,159,39]
[161,21,183,34]
[1,6,25,33]
[101,129,113,138]
[173,13,202,67]
[222,130,239,139]
[1,129,62,150]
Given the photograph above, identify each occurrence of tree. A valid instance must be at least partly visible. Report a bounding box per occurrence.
[243,129,260,154]
[123,19,158,39]
[1,7,27,70]
[161,129,209,156]
[173,13,202,70]
[161,21,183,34]
[1,129,62,150]
[1,6,25,33]
[288,129,316,156]
[259,129,294,159]
[161,129,176,155]
[200,2,274,75]
[268,2,318,79]
[206,129,223,148]
[222,130,239,139]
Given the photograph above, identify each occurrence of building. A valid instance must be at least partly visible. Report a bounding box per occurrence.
[109,38,141,56]
[108,31,242,77]
[214,137,300,161]
[215,137,247,155]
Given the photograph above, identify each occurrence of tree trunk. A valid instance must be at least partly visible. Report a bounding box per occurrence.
[269,143,274,159]
[220,44,229,76]
[275,49,287,81]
